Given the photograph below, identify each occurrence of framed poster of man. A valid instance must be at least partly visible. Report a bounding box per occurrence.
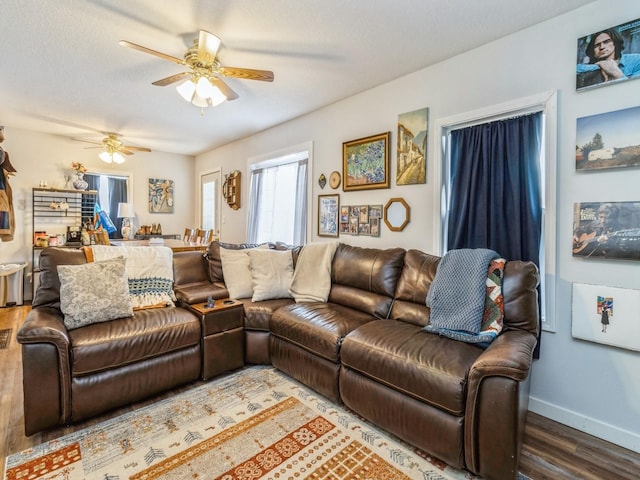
[576,17,640,91]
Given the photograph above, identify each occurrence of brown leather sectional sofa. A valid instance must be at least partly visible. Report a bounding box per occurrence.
[19,242,539,480]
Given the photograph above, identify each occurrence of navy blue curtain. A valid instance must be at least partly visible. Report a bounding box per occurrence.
[448,112,542,265]
[108,176,128,239]
[448,112,543,357]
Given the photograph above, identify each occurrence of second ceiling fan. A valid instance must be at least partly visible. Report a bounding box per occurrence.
[120,30,274,109]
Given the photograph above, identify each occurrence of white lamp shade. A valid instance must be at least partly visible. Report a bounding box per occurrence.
[176,79,196,102]
[98,151,112,163]
[117,203,136,218]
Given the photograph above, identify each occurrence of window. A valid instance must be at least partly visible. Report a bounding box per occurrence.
[85,172,130,238]
[435,91,557,332]
[247,144,311,245]
[200,169,221,234]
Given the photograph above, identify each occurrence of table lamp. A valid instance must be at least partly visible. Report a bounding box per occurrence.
[117,203,136,239]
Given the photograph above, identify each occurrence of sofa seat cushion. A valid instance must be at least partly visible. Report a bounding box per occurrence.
[240,298,296,331]
[174,281,229,305]
[270,303,376,362]
[68,307,200,376]
[341,320,483,416]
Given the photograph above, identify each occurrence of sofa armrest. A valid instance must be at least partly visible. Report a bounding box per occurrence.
[17,307,73,435]
[464,329,537,478]
[18,306,71,349]
[468,329,537,383]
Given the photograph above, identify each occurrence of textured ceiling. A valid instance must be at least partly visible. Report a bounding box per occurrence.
[0,0,594,156]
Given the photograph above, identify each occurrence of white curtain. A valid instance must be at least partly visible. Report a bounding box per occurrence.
[247,156,308,245]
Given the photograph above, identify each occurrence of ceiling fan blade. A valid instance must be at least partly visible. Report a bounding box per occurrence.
[123,145,152,152]
[120,149,135,155]
[210,77,239,101]
[152,72,190,86]
[72,138,102,146]
[198,30,221,61]
[119,40,184,65]
[218,66,274,82]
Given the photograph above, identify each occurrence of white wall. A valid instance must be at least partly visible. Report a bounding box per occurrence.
[0,128,195,298]
[196,0,640,451]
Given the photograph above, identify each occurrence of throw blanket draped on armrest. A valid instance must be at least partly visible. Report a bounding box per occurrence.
[425,248,498,335]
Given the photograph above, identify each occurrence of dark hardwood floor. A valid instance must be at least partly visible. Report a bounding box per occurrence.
[1,305,638,479]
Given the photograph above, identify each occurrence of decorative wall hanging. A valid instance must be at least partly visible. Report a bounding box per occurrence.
[383,198,411,232]
[397,108,428,185]
[576,105,640,171]
[148,178,175,213]
[576,17,640,92]
[223,170,241,210]
[329,171,341,189]
[318,173,327,189]
[572,283,640,352]
[342,132,390,191]
[318,194,339,237]
[572,201,640,260]
[338,204,381,237]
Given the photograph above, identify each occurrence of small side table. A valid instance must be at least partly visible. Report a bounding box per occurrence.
[189,299,244,380]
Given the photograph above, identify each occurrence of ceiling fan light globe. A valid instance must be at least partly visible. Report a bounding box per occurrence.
[113,152,126,164]
[176,80,197,102]
[99,151,112,163]
[209,85,227,106]
[191,91,210,108]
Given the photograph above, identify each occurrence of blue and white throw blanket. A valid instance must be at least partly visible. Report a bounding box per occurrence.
[425,248,498,337]
[91,245,176,309]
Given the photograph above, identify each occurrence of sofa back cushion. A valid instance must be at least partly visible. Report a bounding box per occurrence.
[328,244,405,317]
[173,251,209,286]
[390,249,440,327]
[205,241,264,283]
[33,247,88,309]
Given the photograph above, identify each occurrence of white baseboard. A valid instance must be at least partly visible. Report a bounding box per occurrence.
[528,396,640,453]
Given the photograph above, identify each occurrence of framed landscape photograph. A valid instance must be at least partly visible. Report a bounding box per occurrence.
[576,105,640,171]
[576,17,640,92]
[148,178,174,213]
[318,194,339,237]
[397,107,428,185]
[342,132,390,191]
[572,201,640,260]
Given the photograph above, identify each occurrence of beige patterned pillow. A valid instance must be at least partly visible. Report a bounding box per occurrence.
[58,256,134,330]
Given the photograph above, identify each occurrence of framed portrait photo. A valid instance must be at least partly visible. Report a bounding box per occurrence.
[576,17,640,91]
[318,194,339,237]
[342,132,390,191]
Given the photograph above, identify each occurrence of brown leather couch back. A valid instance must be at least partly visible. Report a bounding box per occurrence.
[173,251,209,285]
[33,247,88,309]
[390,248,540,335]
[328,244,406,318]
[390,249,440,327]
[204,241,302,284]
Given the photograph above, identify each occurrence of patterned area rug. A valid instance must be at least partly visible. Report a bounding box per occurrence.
[5,366,487,480]
[0,328,11,350]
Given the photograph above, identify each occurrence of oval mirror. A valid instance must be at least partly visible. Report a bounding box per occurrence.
[384,197,410,232]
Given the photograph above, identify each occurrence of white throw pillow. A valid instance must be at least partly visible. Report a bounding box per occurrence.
[219,244,269,299]
[58,256,134,330]
[248,249,294,301]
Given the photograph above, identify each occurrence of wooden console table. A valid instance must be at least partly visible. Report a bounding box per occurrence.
[109,239,208,252]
